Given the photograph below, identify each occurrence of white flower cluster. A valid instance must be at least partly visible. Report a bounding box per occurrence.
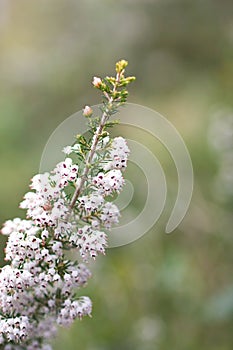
[103,137,130,171]
[0,133,130,350]
[20,158,79,227]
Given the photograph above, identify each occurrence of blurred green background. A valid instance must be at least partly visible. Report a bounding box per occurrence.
[0,1,233,349]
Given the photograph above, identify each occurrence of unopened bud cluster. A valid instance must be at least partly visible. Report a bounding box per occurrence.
[0,60,134,349]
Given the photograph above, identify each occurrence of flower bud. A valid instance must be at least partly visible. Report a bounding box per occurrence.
[116,59,128,73]
[92,77,102,88]
[83,105,93,117]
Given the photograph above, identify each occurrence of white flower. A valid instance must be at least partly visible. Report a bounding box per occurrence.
[50,240,63,256]
[93,169,124,195]
[0,315,31,343]
[57,297,92,326]
[103,136,130,170]
[54,221,73,240]
[100,202,120,229]
[53,157,79,185]
[1,218,34,236]
[92,76,102,88]
[62,146,72,155]
[30,173,50,192]
[79,193,104,212]
[70,225,107,260]
[72,143,81,152]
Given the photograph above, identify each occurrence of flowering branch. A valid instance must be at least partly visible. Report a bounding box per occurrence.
[0,60,135,350]
[69,60,135,211]
[69,109,108,210]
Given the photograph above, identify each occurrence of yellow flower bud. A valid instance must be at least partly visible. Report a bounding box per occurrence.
[115,59,128,73]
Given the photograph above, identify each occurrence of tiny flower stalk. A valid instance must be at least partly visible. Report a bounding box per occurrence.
[0,60,135,350]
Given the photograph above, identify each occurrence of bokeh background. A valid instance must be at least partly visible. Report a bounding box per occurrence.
[0,1,233,349]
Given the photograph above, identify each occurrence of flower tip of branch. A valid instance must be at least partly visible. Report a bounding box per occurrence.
[83,105,93,117]
[115,59,128,73]
[128,76,136,81]
[92,77,102,88]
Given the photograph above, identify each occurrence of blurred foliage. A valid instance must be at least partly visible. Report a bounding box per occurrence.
[0,0,233,349]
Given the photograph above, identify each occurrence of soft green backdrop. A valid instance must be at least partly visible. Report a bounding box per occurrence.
[0,1,233,349]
